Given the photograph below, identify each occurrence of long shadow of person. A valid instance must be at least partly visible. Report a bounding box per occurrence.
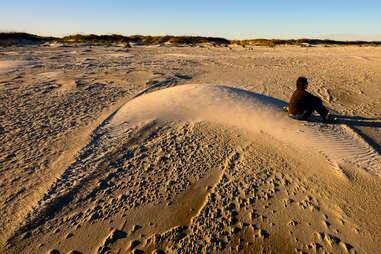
[327,114,381,154]
[282,108,381,153]
[331,114,381,128]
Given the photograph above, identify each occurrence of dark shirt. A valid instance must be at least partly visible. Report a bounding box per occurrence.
[288,88,321,115]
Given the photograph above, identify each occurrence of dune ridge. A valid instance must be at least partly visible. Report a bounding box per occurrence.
[111,84,381,175]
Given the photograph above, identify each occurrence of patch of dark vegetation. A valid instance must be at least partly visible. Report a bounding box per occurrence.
[61,34,131,46]
[60,34,230,46]
[0,32,57,46]
[232,38,381,47]
[1,32,380,47]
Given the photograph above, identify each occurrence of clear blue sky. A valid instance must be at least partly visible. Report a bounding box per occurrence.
[1,0,381,40]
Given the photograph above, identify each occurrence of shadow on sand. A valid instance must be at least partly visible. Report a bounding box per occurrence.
[331,115,381,153]
[299,112,381,153]
[211,86,381,155]
[221,86,381,129]
[331,115,381,128]
[228,86,381,154]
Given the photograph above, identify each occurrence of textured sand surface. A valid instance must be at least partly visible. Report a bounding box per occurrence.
[0,60,31,74]
[1,45,381,254]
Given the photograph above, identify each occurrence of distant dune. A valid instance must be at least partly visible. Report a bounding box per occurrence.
[1,32,381,47]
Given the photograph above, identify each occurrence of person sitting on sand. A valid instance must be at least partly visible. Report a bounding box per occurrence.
[288,77,334,123]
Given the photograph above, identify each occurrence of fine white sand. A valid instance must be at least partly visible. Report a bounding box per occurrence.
[1,44,381,254]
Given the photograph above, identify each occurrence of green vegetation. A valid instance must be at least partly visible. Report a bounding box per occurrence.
[0,32,230,46]
[61,34,130,44]
[1,32,380,47]
[232,38,381,47]
[60,34,230,45]
[0,32,56,46]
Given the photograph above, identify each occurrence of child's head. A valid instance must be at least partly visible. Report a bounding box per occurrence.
[296,76,308,90]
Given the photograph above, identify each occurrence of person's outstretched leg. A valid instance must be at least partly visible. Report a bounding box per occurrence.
[301,107,314,120]
[300,96,329,121]
[312,96,329,120]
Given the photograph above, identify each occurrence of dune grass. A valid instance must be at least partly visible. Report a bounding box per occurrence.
[0,32,56,46]
[60,34,230,45]
[232,38,381,47]
[1,32,380,47]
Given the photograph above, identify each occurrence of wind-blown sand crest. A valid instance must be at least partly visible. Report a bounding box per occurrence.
[112,84,381,175]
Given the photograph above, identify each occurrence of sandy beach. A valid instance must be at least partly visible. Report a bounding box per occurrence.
[1,44,381,254]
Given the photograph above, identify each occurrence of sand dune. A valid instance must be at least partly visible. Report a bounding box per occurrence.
[1,45,381,254]
[6,84,380,254]
[112,85,381,176]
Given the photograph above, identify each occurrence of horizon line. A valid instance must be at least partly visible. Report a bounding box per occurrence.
[2,31,381,43]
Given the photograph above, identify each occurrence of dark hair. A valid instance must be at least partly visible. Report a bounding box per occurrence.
[296,76,308,89]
